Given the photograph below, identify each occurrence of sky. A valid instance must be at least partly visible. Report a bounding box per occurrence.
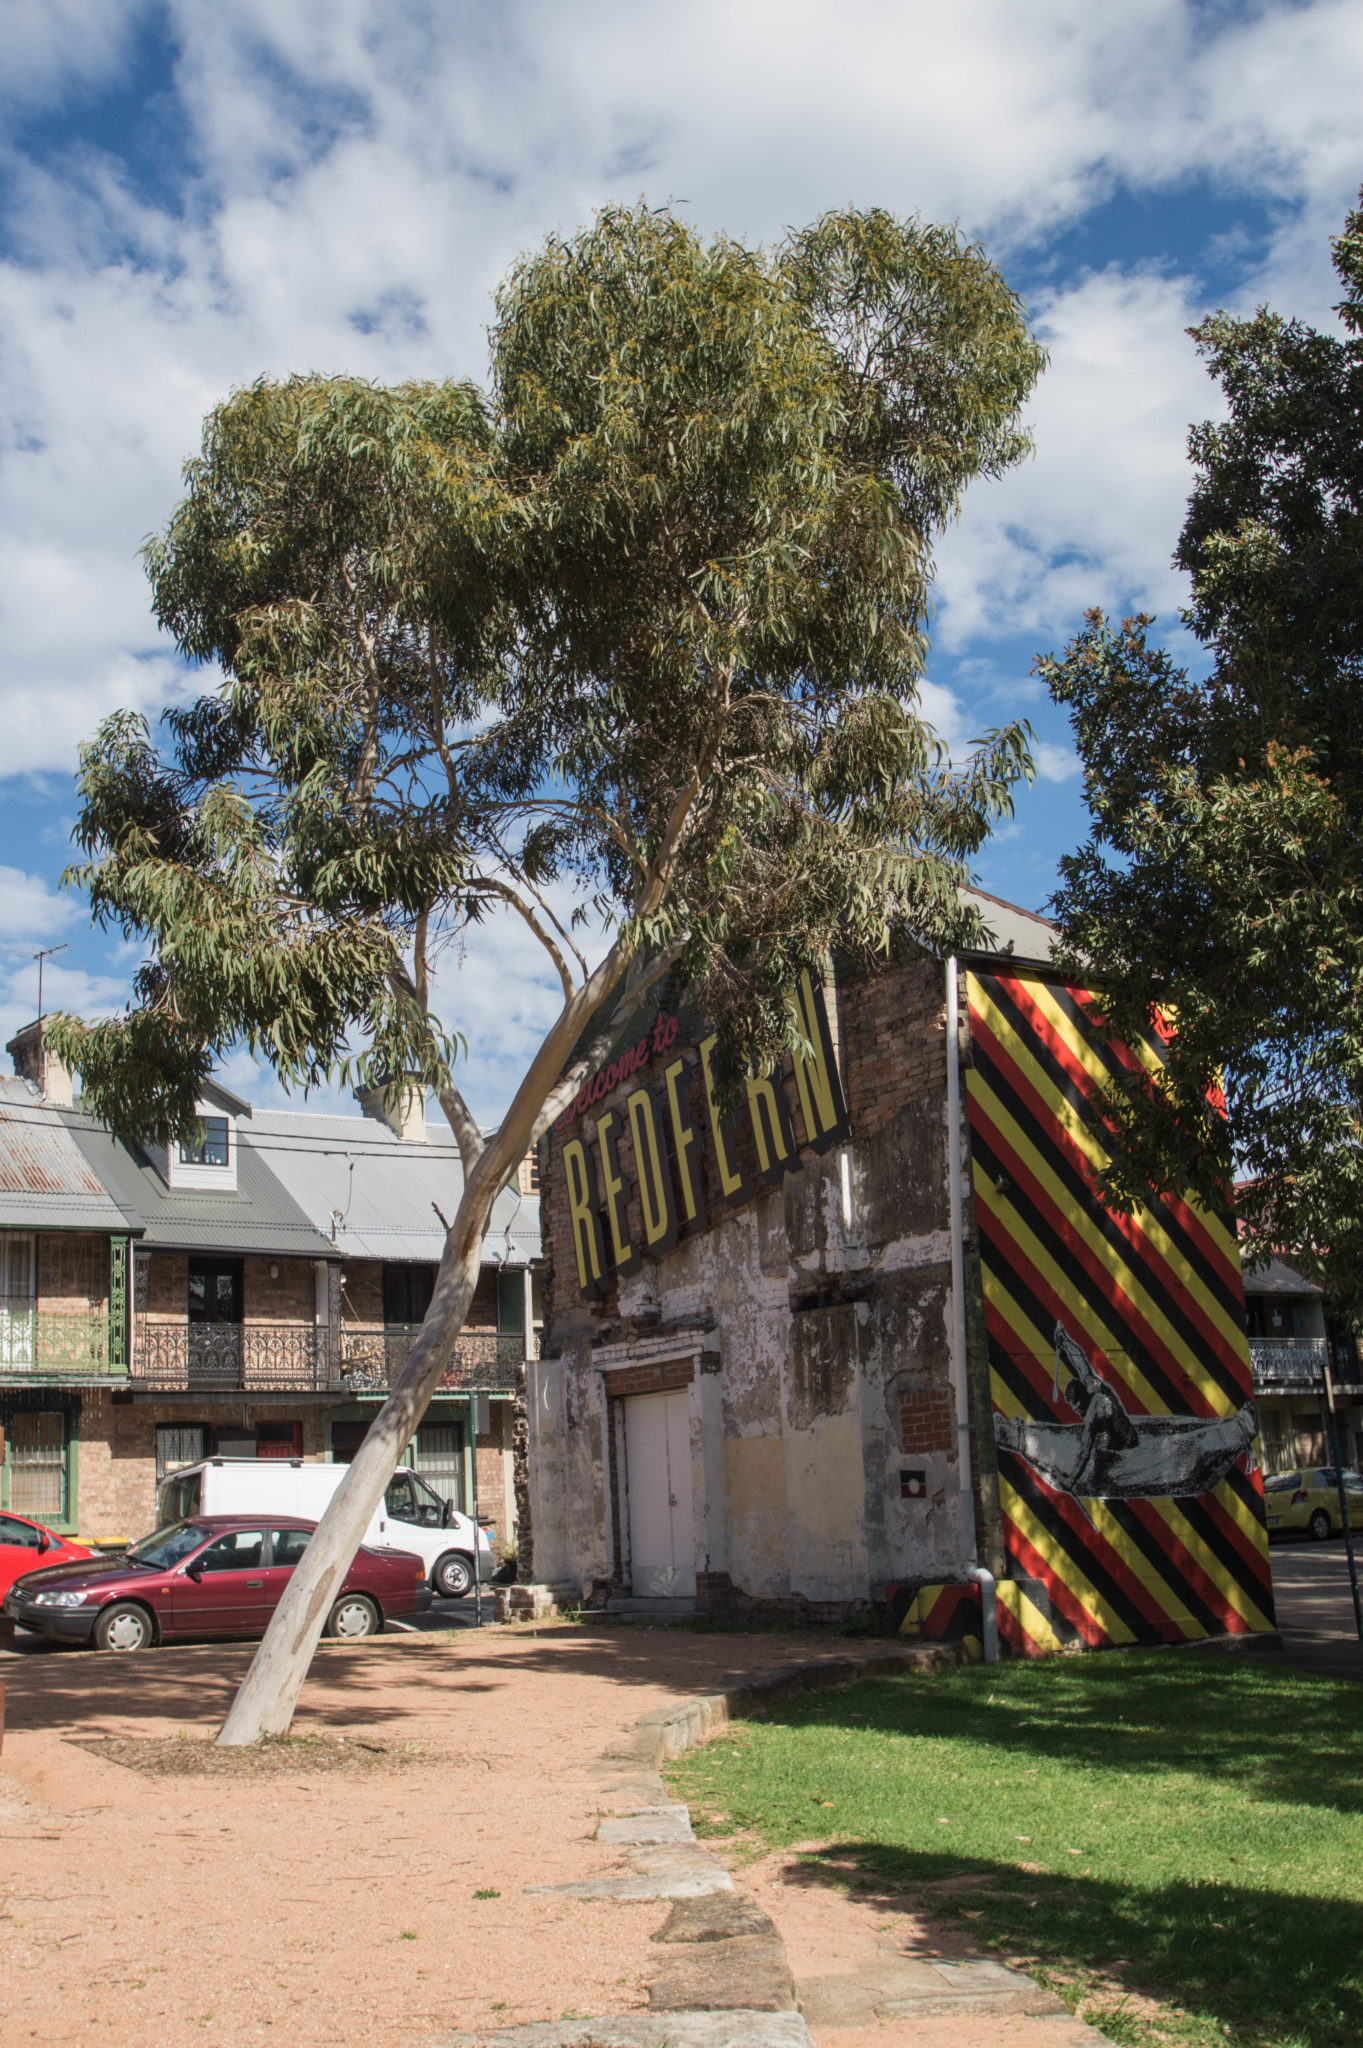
[1,0,1360,1123]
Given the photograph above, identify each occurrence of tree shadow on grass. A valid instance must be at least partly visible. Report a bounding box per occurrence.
[761,1650,1363,1817]
[790,1842,1363,2048]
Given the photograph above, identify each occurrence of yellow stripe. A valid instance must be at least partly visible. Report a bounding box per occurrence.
[1141,1493,1274,1633]
[974,1141,1178,1417]
[970,983,1250,1368]
[998,1473,1138,1645]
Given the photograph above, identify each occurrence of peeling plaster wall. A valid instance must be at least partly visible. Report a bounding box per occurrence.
[532,957,973,1612]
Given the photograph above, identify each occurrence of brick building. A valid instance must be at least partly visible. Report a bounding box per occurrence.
[528,894,1276,1650]
[2,1027,539,1548]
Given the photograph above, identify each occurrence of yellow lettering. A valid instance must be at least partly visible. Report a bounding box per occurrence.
[628,1087,678,1254]
[563,1138,607,1296]
[745,1064,796,1183]
[700,1034,749,1204]
[595,1112,639,1275]
[663,1056,707,1232]
[788,970,851,1152]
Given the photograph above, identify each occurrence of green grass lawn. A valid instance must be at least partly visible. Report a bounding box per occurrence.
[665,1651,1363,2048]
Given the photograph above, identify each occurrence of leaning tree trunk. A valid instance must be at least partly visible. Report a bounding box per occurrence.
[216,1221,488,1745]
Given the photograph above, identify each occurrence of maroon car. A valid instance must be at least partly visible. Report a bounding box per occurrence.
[3,1515,431,1652]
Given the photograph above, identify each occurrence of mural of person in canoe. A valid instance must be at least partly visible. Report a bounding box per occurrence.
[994,1321,1259,1502]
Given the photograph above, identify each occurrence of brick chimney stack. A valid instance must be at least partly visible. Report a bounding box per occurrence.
[355,1076,427,1142]
[6,1019,75,1107]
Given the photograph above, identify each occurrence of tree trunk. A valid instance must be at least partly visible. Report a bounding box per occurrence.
[216,1226,486,1745]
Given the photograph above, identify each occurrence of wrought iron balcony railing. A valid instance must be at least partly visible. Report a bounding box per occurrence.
[1248,1335,1329,1387]
[129,1321,527,1395]
[338,1326,524,1395]
[134,1321,335,1392]
[0,1309,115,1377]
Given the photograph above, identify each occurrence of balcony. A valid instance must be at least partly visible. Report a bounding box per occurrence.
[0,1310,117,1379]
[1249,1335,1329,1388]
[128,1322,526,1396]
[339,1326,525,1396]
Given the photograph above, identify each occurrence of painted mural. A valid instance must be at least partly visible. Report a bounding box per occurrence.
[965,967,1275,1646]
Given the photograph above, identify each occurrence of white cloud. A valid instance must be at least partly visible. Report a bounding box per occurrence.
[3,0,1362,1114]
[933,263,1227,652]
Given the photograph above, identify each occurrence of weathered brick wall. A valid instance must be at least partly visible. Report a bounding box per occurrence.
[900,1387,955,1455]
[143,1251,188,1322]
[340,1259,384,1326]
[36,1232,109,1315]
[243,1256,315,1324]
[76,1394,328,1541]
[842,956,948,1139]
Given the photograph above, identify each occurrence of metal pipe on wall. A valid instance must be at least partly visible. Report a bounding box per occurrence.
[945,954,979,1565]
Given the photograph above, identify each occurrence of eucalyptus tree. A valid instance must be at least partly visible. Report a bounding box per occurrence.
[1041,195,1363,1293]
[58,204,1043,1741]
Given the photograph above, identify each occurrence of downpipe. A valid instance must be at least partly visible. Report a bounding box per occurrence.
[964,1563,999,1666]
[946,956,998,1665]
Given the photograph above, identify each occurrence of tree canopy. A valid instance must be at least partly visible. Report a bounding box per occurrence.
[56,202,1043,1738]
[1041,193,1363,1295]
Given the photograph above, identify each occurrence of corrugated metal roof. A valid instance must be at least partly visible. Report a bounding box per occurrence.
[1242,1255,1323,1298]
[63,1115,335,1258]
[244,1107,541,1265]
[0,1077,139,1233]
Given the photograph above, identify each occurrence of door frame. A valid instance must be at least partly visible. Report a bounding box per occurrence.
[595,1348,706,1592]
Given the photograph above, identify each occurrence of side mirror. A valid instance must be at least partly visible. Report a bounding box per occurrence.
[185,1560,205,1580]
[441,1499,453,1527]
[36,1532,49,1553]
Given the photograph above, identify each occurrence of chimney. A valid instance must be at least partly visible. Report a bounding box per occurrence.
[6,1020,74,1107]
[356,1076,427,1143]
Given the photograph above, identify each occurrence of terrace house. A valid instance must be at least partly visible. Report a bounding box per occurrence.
[2,1024,540,1546]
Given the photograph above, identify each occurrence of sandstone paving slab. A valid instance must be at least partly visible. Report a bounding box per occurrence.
[598,1805,696,1845]
[647,1933,795,2014]
[435,2012,816,2048]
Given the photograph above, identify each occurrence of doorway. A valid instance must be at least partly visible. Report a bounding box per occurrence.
[623,1388,695,1598]
[187,1256,244,1388]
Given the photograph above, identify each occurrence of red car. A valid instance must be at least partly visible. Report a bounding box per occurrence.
[0,1511,91,1599]
[3,1514,430,1652]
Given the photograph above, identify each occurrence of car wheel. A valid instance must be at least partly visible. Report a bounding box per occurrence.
[433,1550,474,1599]
[93,1602,154,1653]
[325,1593,379,1640]
[1309,1508,1333,1541]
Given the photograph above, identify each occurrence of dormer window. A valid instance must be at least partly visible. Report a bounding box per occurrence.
[179,1118,230,1168]
[163,1094,241,1191]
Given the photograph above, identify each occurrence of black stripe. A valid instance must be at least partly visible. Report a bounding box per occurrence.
[976,977,1244,1329]
[972,1063,1246,1412]
[1095,1500,1226,1637]
[998,1450,1169,1645]
[1164,1489,1275,1621]
[987,1317,1273,1631]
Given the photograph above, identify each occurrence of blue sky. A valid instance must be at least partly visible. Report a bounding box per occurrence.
[1,0,1360,1121]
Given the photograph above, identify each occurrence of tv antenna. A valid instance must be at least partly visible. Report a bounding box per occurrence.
[33,943,69,1023]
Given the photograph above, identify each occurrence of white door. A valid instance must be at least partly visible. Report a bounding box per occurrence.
[624,1388,695,1598]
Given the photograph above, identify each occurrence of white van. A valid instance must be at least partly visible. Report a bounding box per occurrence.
[156,1459,493,1599]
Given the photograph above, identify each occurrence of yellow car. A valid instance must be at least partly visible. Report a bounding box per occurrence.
[1263,1467,1363,1540]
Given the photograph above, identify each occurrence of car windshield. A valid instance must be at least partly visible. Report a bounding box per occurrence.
[124,1523,207,1570]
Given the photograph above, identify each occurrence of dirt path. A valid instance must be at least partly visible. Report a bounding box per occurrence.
[0,1623,890,2048]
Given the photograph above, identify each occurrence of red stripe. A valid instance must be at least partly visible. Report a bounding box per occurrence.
[1004,1521,1113,1647]
[976,979,1241,1296]
[1115,1492,1263,1633]
[971,1019,1244,1404]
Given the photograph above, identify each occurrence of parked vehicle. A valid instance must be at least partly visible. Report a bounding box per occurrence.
[3,1514,430,1650]
[0,1513,90,1599]
[157,1457,493,1599]
[1263,1467,1363,1540]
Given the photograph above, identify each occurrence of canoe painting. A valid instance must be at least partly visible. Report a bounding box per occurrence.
[993,1320,1258,1501]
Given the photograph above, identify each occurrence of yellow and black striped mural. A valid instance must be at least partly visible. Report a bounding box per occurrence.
[965,967,1274,1648]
